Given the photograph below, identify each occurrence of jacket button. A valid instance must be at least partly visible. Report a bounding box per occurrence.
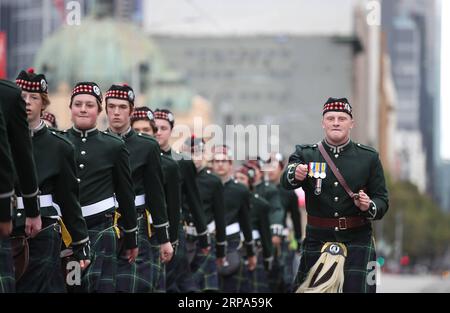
[334,227,339,231]
[17,212,22,217]
[81,138,87,143]
[81,151,86,155]
[79,164,85,169]
[334,154,339,158]
[77,178,81,183]
[334,197,339,202]
[334,212,339,217]
[334,181,338,187]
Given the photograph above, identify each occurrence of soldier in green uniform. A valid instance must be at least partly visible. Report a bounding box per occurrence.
[210,145,256,292]
[245,158,285,292]
[64,82,138,293]
[0,78,42,293]
[281,97,389,293]
[154,109,210,292]
[265,152,302,292]
[235,164,273,293]
[131,106,182,292]
[182,136,226,292]
[14,69,90,292]
[105,84,173,292]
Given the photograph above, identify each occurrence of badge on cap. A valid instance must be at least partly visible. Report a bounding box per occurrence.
[40,79,47,92]
[167,112,174,122]
[93,85,101,96]
[128,90,135,101]
[147,111,154,120]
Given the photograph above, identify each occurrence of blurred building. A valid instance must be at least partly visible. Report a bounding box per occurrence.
[144,0,393,159]
[382,0,441,200]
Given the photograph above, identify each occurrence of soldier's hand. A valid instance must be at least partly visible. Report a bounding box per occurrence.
[0,221,13,238]
[272,235,282,249]
[295,164,309,181]
[160,241,174,263]
[354,190,371,211]
[216,257,225,267]
[79,259,91,270]
[25,215,42,238]
[125,247,139,263]
[200,246,211,255]
[247,255,257,271]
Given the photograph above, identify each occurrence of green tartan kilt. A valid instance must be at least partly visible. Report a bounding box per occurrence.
[149,235,166,293]
[188,235,219,292]
[294,233,377,293]
[0,238,15,293]
[81,218,117,293]
[165,226,198,292]
[16,221,66,293]
[116,214,160,292]
[219,236,254,293]
[254,245,271,293]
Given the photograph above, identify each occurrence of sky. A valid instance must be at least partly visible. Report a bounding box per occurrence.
[441,0,450,160]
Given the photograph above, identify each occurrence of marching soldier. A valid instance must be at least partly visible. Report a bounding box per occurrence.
[64,82,138,292]
[235,164,273,293]
[245,158,285,292]
[154,108,209,293]
[14,68,90,292]
[210,145,256,293]
[265,152,303,292]
[281,97,389,293]
[182,136,226,292]
[105,84,173,292]
[0,78,42,293]
[131,106,182,292]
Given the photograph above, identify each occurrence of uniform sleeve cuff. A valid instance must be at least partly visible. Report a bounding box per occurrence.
[216,243,226,258]
[23,196,40,218]
[124,230,138,249]
[154,225,170,244]
[245,241,255,257]
[197,233,210,248]
[0,198,12,222]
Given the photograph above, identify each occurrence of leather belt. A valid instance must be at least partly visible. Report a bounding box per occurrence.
[308,215,369,231]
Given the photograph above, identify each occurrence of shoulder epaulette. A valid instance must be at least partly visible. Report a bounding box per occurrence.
[355,143,377,153]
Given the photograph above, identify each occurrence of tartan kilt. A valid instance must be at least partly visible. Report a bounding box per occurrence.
[165,226,198,293]
[0,238,15,293]
[81,220,117,293]
[16,222,66,293]
[268,239,290,293]
[116,214,159,292]
[219,236,255,293]
[189,235,219,292]
[149,235,166,293]
[254,245,271,293]
[294,233,377,293]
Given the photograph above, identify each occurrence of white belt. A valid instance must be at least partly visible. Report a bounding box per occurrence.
[134,194,145,206]
[82,197,115,217]
[252,230,261,240]
[282,228,290,237]
[226,222,240,236]
[184,220,216,236]
[17,195,61,216]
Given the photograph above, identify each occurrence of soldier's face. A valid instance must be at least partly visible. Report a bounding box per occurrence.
[21,91,44,124]
[155,119,172,149]
[106,99,133,132]
[132,120,154,136]
[212,153,232,177]
[235,172,249,188]
[71,94,100,129]
[322,111,353,145]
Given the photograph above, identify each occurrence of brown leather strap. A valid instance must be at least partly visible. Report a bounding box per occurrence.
[318,142,357,199]
[308,215,369,230]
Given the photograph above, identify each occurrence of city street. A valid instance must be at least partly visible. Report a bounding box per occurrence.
[378,274,450,293]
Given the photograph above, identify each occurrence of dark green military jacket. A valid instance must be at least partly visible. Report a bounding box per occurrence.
[108,128,169,244]
[250,193,273,261]
[0,105,15,221]
[64,126,138,248]
[0,80,39,218]
[193,167,226,258]
[281,139,389,242]
[162,148,208,248]
[223,178,255,257]
[255,181,285,237]
[12,122,89,244]
[160,153,182,244]
[277,185,302,242]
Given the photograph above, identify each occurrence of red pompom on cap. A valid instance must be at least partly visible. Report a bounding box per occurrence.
[27,67,35,74]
